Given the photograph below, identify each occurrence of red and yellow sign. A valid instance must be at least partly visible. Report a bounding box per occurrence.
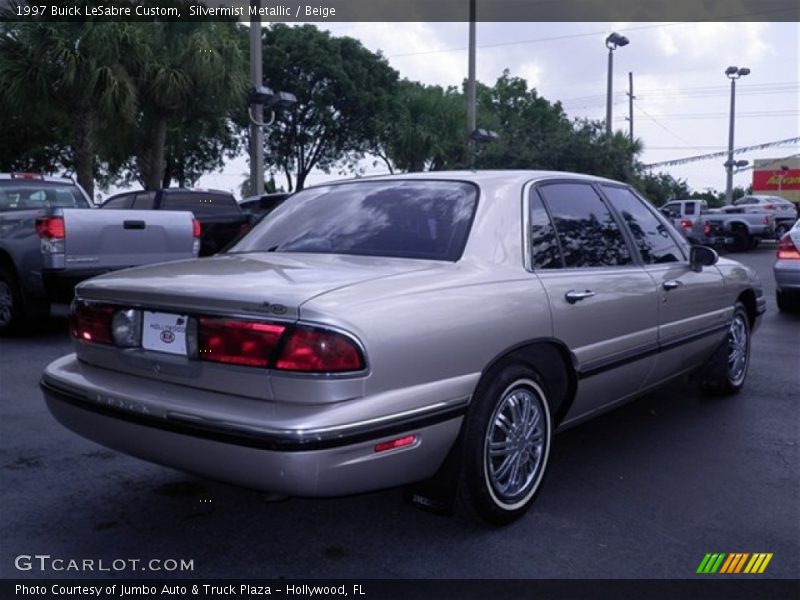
[753,158,800,202]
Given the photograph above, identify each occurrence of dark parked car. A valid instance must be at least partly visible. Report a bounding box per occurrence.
[238,193,291,223]
[101,189,251,256]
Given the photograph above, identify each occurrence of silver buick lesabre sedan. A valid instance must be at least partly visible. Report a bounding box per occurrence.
[42,171,765,524]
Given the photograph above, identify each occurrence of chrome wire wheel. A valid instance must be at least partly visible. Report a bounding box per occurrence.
[483,380,550,509]
[727,313,749,386]
[0,280,12,327]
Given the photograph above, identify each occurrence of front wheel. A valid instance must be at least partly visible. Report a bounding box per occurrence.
[459,365,553,525]
[0,268,25,335]
[700,302,751,395]
[775,223,790,240]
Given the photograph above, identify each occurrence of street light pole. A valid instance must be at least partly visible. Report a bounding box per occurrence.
[467,0,476,164]
[249,1,264,197]
[724,65,750,205]
[605,32,629,138]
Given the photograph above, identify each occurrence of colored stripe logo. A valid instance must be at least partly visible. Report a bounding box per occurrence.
[697,553,773,574]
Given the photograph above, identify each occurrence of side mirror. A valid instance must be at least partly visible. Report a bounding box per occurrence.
[690,245,718,272]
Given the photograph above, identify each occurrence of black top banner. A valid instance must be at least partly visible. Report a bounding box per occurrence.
[1,0,799,22]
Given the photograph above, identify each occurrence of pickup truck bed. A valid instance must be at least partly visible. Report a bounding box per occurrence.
[0,175,199,333]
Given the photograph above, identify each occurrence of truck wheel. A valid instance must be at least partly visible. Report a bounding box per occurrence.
[0,268,25,335]
[699,302,751,396]
[727,231,749,253]
[458,364,552,525]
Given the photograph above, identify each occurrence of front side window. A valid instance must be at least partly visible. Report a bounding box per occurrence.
[601,186,684,264]
[101,195,132,209]
[537,182,632,268]
[232,180,478,262]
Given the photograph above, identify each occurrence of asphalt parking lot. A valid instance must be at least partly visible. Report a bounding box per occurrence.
[1,246,798,580]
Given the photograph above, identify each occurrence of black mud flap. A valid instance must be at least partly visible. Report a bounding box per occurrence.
[404,430,466,516]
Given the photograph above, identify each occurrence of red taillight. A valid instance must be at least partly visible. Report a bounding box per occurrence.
[198,318,285,367]
[703,223,711,236]
[275,326,365,373]
[35,216,65,239]
[680,219,693,228]
[194,318,366,373]
[192,218,202,238]
[69,303,114,345]
[763,215,770,225]
[777,235,800,260]
[764,204,774,210]
[374,435,417,453]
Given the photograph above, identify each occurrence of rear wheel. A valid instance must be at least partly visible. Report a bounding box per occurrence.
[700,302,751,395]
[458,364,552,525]
[777,289,798,313]
[0,268,25,335]
[775,223,790,239]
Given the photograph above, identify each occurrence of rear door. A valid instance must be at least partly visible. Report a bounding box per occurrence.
[527,181,660,425]
[56,208,197,271]
[599,185,729,386]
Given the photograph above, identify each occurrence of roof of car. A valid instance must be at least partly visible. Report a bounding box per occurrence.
[302,170,622,191]
[0,173,75,184]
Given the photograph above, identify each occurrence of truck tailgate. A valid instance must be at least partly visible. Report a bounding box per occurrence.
[48,209,197,271]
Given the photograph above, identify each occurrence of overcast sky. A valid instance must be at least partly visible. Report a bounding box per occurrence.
[192,21,799,198]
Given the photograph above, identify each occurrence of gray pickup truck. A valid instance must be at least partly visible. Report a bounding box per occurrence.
[0,174,200,333]
[660,199,775,252]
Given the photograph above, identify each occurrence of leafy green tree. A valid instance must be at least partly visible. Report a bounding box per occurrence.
[632,171,692,206]
[0,20,138,196]
[261,24,398,191]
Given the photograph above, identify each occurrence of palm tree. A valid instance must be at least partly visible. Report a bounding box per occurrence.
[127,21,247,189]
[0,21,137,197]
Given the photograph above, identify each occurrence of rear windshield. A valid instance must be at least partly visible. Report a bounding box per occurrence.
[0,181,89,211]
[161,192,238,216]
[231,180,479,261]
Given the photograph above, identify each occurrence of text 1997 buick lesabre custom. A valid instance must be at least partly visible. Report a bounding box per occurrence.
[41,171,764,524]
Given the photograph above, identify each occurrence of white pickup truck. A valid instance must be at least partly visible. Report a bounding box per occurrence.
[0,173,201,333]
[660,198,775,252]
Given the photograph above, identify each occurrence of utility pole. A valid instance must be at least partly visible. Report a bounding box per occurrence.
[248,0,264,197]
[626,71,634,143]
[724,66,750,205]
[467,0,476,165]
[604,33,629,138]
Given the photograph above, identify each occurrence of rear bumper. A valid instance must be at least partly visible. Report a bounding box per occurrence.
[41,355,466,497]
[774,261,800,292]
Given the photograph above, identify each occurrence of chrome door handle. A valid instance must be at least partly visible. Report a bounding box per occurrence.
[565,290,595,304]
[662,280,683,291]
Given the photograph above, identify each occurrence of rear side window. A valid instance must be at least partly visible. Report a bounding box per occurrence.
[601,186,685,264]
[528,189,562,269]
[232,180,478,262]
[684,202,696,216]
[537,183,632,268]
[0,182,89,211]
[161,192,238,216]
